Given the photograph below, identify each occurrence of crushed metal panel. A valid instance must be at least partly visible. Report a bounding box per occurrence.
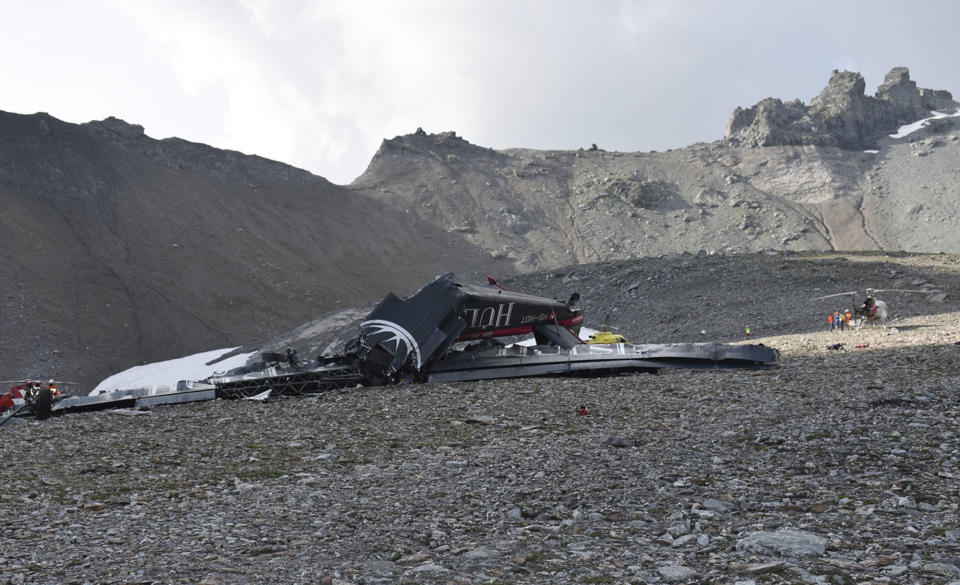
[52,393,139,415]
[133,382,217,406]
[426,341,778,383]
[354,273,587,383]
[358,274,468,380]
[210,364,361,398]
[532,322,583,349]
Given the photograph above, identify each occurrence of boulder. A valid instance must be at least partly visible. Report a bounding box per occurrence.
[725,98,814,147]
[875,66,927,123]
[658,564,698,581]
[736,529,827,557]
[809,69,892,148]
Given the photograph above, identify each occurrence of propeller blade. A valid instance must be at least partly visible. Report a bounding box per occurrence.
[809,292,858,302]
[868,289,931,294]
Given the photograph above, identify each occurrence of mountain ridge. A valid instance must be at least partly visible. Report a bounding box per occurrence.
[353,67,960,270]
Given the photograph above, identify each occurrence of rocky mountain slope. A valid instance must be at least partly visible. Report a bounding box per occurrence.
[4,252,960,584]
[0,113,511,388]
[352,67,960,271]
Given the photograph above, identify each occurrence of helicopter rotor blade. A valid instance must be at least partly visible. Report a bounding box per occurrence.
[1,379,78,385]
[867,288,931,295]
[809,291,858,302]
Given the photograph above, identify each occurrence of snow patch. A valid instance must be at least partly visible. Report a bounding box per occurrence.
[92,348,255,395]
[889,111,960,139]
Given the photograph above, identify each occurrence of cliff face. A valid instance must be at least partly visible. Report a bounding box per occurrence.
[725,67,957,148]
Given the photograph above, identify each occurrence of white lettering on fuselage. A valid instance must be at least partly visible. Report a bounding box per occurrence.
[520,312,550,324]
[462,303,514,329]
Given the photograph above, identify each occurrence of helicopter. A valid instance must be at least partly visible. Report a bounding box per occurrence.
[0,379,71,424]
[809,288,930,327]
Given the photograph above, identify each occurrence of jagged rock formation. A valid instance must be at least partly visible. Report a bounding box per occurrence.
[725,67,958,148]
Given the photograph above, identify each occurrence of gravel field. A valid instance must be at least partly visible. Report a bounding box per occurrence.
[3,308,959,584]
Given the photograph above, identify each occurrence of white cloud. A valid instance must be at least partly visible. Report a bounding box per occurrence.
[2,1,960,184]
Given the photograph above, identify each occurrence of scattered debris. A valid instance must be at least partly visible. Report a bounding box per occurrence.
[5,275,779,423]
[242,389,272,402]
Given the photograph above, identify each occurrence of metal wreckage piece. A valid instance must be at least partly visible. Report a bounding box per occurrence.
[340,273,778,384]
[43,274,779,417]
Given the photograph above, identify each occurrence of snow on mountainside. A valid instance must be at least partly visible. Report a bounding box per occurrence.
[889,111,960,138]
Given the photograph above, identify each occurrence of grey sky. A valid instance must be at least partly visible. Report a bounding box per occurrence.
[3,1,958,184]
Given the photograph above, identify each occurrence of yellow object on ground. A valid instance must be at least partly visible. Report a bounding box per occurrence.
[586,331,627,344]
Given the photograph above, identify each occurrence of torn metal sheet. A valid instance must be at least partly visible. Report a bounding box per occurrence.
[210,364,361,398]
[243,389,272,402]
[427,340,778,383]
[53,381,217,415]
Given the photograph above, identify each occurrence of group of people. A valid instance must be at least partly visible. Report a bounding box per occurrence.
[828,309,853,332]
[19,379,59,398]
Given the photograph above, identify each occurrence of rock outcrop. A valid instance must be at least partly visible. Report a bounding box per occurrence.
[725,67,958,148]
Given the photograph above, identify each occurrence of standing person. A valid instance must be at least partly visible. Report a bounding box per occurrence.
[828,312,836,332]
[25,379,40,399]
[845,310,852,328]
[285,347,300,367]
[745,325,751,339]
[837,310,845,332]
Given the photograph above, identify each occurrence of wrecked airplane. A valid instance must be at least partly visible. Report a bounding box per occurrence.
[8,274,779,421]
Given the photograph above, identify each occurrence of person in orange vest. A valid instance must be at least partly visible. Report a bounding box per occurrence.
[828,312,836,332]
[845,310,852,327]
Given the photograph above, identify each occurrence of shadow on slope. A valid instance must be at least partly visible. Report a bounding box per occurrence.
[0,112,513,390]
